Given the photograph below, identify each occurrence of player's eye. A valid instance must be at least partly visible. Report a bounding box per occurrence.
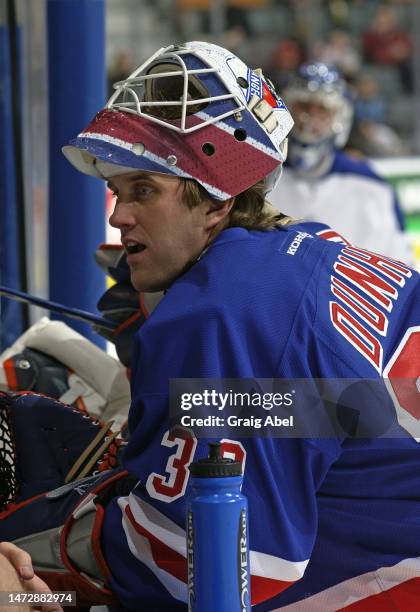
[134,183,154,199]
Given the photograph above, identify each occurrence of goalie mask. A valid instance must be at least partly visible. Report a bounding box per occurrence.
[282,62,353,174]
[62,41,293,199]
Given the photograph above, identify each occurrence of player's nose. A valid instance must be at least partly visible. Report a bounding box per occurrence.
[109,201,137,230]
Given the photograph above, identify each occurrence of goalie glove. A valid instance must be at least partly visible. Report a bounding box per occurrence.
[94,245,163,367]
[0,467,137,607]
[0,391,125,509]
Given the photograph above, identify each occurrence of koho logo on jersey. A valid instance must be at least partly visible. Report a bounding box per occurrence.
[287,231,312,255]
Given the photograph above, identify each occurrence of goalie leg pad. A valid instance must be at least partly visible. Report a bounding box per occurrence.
[1,469,136,607]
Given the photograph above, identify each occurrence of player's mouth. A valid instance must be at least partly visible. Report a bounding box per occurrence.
[123,240,147,262]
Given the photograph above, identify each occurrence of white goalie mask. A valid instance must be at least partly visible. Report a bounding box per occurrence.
[63,41,293,199]
[283,62,353,174]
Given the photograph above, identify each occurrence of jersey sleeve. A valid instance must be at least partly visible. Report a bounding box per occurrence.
[101,436,342,610]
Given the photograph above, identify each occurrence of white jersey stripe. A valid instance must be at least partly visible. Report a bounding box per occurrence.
[78,131,231,200]
[273,556,420,611]
[250,551,308,583]
[127,491,186,556]
[121,493,308,585]
[119,497,188,603]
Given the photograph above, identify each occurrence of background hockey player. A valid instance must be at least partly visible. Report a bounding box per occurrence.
[1,42,419,611]
[268,61,415,266]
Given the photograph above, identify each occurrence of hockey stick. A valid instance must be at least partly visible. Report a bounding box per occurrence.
[0,286,117,331]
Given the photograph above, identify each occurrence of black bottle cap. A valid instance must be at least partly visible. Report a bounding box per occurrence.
[189,442,242,478]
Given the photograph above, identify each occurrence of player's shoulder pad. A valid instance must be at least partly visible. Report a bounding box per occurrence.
[331,150,388,186]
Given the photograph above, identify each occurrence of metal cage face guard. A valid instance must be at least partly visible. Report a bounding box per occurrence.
[62,42,294,200]
[284,61,353,149]
[107,47,246,134]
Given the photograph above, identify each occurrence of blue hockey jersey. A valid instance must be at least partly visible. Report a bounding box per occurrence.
[101,224,420,611]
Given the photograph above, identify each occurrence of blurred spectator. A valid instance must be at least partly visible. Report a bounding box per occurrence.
[200,4,254,38]
[225,6,252,35]
[108,51,136,96]
[266,39,306,92]
[179,0,268,30]
[353,74,385,123]
[363,5,413,92]
[325,0,351,28]
[312,29,361,81]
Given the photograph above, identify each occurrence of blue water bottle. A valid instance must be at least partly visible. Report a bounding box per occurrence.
[187,442,251,612]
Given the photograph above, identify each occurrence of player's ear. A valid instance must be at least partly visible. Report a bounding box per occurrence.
[205,197,235,230]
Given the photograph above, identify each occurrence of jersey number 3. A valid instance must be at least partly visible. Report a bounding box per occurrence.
[146,430,246,502]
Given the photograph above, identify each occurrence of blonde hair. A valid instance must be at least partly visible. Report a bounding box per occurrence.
[182,179,294,231]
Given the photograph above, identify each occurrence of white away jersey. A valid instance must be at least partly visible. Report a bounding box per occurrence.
[268,151,414,266]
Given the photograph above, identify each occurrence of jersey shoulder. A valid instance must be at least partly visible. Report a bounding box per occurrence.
[330,150,387,185]
[138,227,333,380]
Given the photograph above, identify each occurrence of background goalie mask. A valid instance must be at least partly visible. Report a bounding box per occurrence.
[283,61,353,174]
[62,42,293,199]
